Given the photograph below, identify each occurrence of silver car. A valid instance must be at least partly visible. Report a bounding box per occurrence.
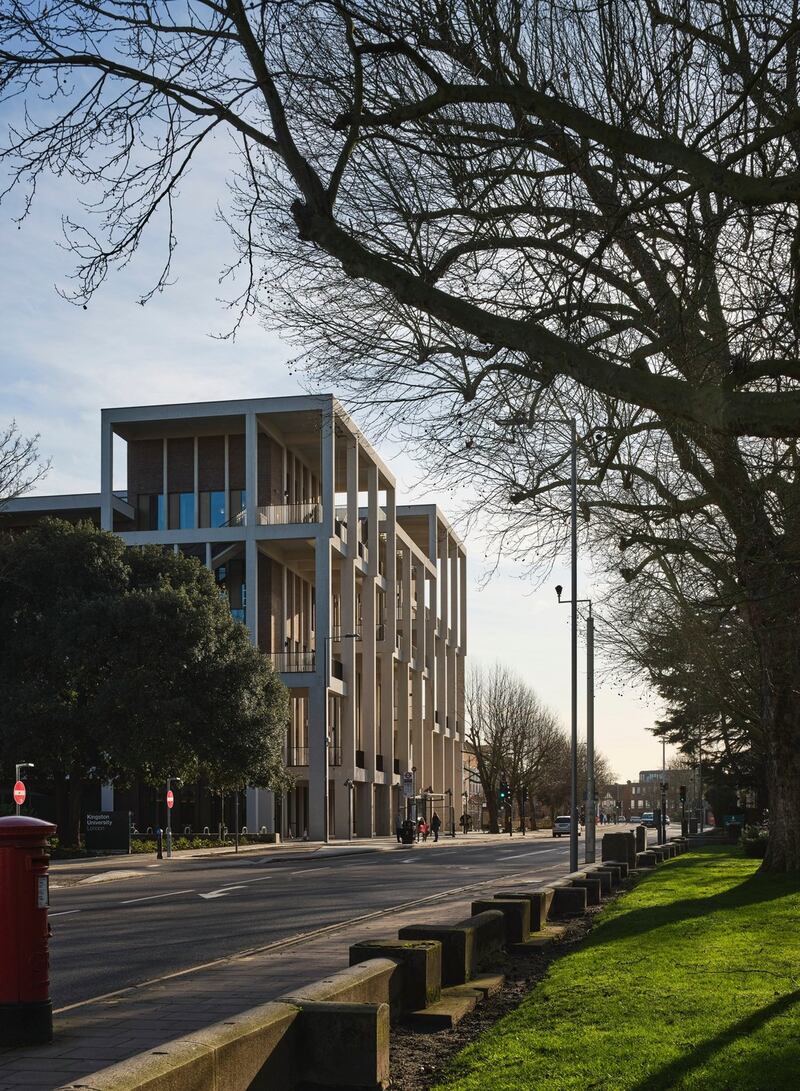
[552,815,582,837]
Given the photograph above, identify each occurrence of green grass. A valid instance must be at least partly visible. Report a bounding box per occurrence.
[433,847,800,1090]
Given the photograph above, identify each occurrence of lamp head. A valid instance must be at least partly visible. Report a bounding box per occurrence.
[555,584,563,602]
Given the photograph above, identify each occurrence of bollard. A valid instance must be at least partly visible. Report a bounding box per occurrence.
[0,816,57,1045]
[155,827,163,860]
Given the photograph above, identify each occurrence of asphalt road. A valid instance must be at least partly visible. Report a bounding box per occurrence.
[48,835,588,1009]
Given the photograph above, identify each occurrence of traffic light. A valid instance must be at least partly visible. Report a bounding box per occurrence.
[679,784,687,803]
[498,781,509,803]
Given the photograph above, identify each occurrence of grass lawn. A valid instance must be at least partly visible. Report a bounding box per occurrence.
[433,846,800,1090]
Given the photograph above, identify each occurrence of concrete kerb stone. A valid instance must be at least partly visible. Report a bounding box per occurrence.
[636,850,658,868]
[566,873,602,906]
[471,898,530,944]
[587,863,622,887]
[602,858,630,879]
[601,832,636,869]
[581,867,613,894]
[348,940,442,1015]
[634,825,647,853]
[57,1000,300,1091]
[290,1000,390,1090]
[280,959,397,1011]
[492,889,553,932]
[548,880,587,917]
[398,910,505,986]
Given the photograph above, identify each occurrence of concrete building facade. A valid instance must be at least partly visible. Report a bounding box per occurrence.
[5,395,467,840]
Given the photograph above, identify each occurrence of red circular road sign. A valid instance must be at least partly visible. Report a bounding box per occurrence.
[166,790,174,809]
[13,781,26,806]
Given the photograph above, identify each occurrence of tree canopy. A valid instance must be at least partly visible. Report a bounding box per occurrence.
[0,520,290,844]
[3,2,800,868]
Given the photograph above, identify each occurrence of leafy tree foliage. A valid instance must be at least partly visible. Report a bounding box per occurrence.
[0,521,289,844]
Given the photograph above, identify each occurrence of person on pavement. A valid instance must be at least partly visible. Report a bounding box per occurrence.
[395,813,404,843]
[430,812,442,842]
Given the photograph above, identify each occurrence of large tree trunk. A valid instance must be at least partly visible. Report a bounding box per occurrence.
[745,574,800,872]
[485,790,500,834]
[64,772,83,846]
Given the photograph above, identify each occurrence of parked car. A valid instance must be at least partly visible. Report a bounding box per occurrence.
[640,812,657,828]
[552,815,582,837]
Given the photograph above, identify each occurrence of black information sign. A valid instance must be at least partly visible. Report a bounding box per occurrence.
[85,811,131,853]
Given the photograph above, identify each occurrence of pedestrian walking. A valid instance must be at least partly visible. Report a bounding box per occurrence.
[430,811,442,843]
[395,813,404,843]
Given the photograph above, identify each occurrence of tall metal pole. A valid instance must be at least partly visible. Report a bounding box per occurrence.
[585,610,595,863]
[570,418,579,874]
[697,728,703,834]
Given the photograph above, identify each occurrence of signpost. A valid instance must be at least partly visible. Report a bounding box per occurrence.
[13,761,34,815]
[165,778,181,858]
[85,812,132,854]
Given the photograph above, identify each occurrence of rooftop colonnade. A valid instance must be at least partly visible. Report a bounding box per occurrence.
[98,395,466,841]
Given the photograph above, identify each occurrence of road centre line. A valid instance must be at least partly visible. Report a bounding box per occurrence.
[120,890,195,905]
[49,910,81,917]
[291,866,331,876]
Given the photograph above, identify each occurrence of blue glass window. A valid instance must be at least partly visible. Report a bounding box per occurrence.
[210,490,226,528]
[179,492,194,529]
[157,494,166,531]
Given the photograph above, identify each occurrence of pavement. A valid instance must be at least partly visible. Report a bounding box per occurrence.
[0,825,647,1090]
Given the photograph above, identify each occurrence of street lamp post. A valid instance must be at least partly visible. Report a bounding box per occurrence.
[14,762,34,816]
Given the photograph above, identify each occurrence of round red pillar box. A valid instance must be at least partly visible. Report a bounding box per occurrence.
[0,815,57,1045]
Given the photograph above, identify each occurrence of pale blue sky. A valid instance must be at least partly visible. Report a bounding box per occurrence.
[0,159,668,782]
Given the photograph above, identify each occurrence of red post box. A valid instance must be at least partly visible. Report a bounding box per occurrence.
[0,815,57,1045]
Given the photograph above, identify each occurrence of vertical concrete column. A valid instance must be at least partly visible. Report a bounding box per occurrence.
[341,438,358,764]
[413,560,426,668]
[401,546,412,662]
[100,413,114,531]
[224,434,230,523]
[245,539,259,653]
[361,465,379,783]
[410,666,424,792]
[245,412,258,529]
[450,535,458,646]
[436,533,449,749]
[162,438,169,531]
[193,436,199,529]
[397,662,410,769]
[310,533,332,842]
[459,550,468,653]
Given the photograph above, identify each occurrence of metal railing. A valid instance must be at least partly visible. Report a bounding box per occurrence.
[268,651,316,673]
[257,502,321,525]
[328,747,342,767]
[286,747,309,767]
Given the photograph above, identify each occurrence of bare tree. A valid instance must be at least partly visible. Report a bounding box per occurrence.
[465,662,562,833]
[0,421,48,506]
[2,2,800,867]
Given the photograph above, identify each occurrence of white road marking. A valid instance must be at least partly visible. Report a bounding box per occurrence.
[502,851,548,860]
[198,885,248,900]
[120,889,195,905]
[290,867,331,876]
[49,910,81,917]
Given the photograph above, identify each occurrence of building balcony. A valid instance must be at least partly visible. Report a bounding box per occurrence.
[328,747,342,767]
[268,651,316,673]
[287,746,309,767]
[258,502,321,525]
